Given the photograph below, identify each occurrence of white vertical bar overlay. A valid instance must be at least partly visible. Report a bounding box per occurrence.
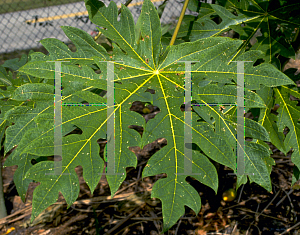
[176,61,199,176]
[54,61,62,175]
[235,61,252,176]
[47,60,69,176]
[236,61,245,175]
[106,61,116,175]
[184,62,192,175]
[98,61,123,176]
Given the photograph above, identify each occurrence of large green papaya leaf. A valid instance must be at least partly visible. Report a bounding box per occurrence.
[4,0,296,232]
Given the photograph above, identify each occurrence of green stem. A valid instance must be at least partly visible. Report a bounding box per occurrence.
[0,162,7,219]
[169,0,190,46]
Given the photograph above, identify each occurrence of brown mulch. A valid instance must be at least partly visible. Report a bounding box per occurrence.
[0,46,300,235]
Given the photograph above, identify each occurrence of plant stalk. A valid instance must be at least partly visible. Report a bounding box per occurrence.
[169,0,190,46]
[0,163,7,219]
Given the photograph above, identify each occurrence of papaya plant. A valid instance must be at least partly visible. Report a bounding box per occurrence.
[0,0,299,233]
[171,0,300,67]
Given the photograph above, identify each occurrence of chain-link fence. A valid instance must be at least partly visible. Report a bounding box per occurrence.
[0,0,201,55]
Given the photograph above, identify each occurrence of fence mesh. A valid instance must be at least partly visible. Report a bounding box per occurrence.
[0,0,201,55]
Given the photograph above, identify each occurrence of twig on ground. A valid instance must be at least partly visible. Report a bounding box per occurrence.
[104,203,146,235]
[174,217,182,235]
[146,205,161,232]
[255,190,280,221]
[135,165,142,192]
[230,221,238,235]
[279,221,300,235]
[0,205,31,226]
[237,184,245,203]
[238,208,289,222]
[245,202,260,235]
[274,186,293,208]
